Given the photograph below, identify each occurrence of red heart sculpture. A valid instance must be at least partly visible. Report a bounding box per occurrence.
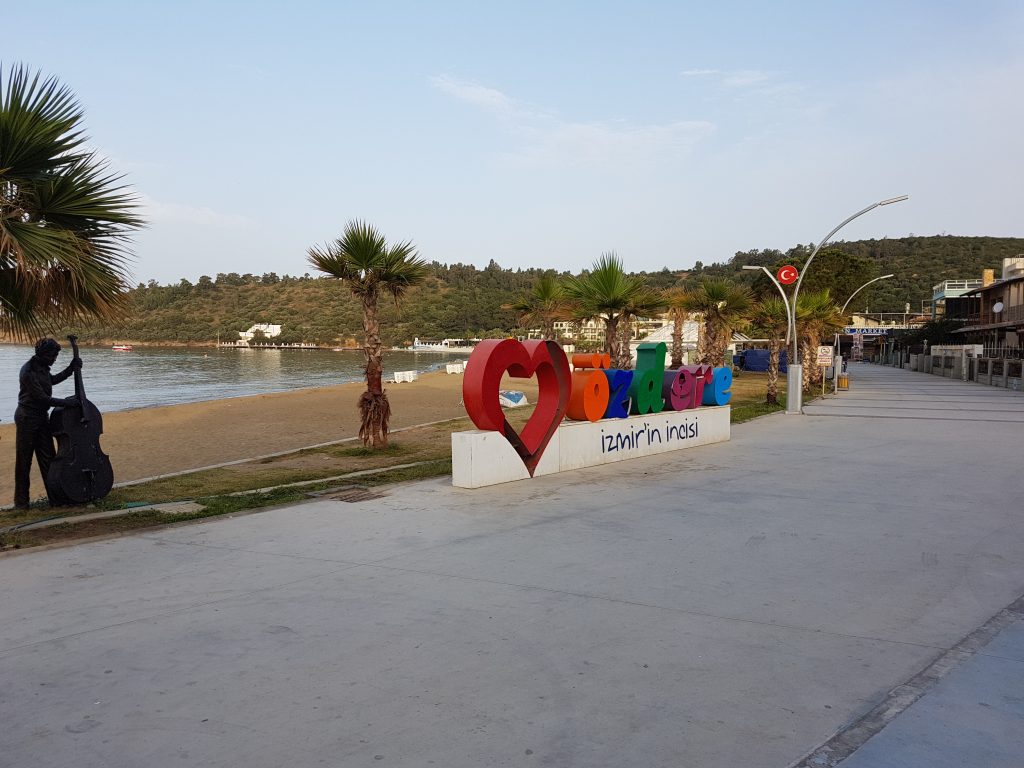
[463,339,571,476]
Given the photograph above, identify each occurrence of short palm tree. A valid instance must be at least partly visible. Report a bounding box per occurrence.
[308,220,428,449]
[617,289,667,369]
[502,273,570,340]
[563,252,647,368]
[796,290,844,390]
[663,286,690,367]
[1,65,142,337]
[750,296,790,405]
[682,279,753,366]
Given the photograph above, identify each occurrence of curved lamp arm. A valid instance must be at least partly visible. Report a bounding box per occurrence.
[841,274,896,315]
[790,195,908,364]
[742,265,793,345]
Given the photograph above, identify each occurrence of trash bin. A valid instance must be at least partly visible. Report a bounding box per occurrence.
[837,373,849,390]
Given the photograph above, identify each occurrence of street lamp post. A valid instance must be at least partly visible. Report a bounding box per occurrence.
[743,264,795,406]
[788,195,909,413]
[833,273,895,390]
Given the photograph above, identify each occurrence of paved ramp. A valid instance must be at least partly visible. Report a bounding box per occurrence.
[804,363,1024,421]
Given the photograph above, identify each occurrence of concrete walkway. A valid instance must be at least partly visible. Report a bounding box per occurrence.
[804,360,1024,421]
[2,364,1022,768]
[835,610,1024,768]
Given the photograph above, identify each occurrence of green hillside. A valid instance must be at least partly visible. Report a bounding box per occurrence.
[48,235,1024,346]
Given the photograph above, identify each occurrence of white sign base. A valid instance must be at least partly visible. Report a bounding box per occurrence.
[452,406,731,489]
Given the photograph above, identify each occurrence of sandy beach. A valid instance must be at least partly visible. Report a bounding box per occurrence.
[0,371,537,503]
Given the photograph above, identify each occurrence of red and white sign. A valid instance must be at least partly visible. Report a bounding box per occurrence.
[777,265,799,285]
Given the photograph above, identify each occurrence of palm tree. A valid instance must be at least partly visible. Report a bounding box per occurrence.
[308,220,427,448]
[682,279,753,366]
[563,252,647,369]
[663,286,690,367]
[502,273,570,340]
[617,289,667,369]
[796,290,844,391]
[750,297,790,405]
[1,65,142,338]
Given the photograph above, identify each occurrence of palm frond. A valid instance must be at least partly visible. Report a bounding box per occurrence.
[1,64,140,338]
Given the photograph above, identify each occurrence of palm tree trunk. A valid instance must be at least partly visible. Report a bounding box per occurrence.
[801,337,815,392]
[670,309,684,367]
[360,292,391,448]
[807,333,824,386]
[705,319,727,367]
[604,316,620,366]
[766,337,781,405]
[618,315,633,369]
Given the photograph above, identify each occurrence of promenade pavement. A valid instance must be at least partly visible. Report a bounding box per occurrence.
[2,364,1022,767]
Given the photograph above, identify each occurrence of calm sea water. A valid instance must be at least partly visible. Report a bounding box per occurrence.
[0,345,469,419]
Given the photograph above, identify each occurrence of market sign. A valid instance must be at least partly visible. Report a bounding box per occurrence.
[844,327,888,336]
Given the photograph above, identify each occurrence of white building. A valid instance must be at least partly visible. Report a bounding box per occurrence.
[238,323,282,342]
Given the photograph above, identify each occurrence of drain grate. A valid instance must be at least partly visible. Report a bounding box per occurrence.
[308,485,387,503]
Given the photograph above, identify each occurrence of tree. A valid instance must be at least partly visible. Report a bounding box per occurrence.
[308,220,427,448]
[795,290,844,390]
[750,297,790,405]
[1,64,142,337]
[790,247,878,303]
[563,252,648,368]
[502,273,570,340]
[682,279,753,366]
[663,286,690,367]
[616,288,667,369]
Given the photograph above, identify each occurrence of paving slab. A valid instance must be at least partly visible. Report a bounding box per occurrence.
[1,364,1022,767]
[836,618,1024,768]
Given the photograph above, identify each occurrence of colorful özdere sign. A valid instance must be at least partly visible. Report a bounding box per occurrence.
[462,339,732,476]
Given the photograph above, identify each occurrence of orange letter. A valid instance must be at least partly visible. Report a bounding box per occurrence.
[566,353,611,421]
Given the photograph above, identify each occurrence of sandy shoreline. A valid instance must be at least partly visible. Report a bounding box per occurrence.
[0,371,538,503]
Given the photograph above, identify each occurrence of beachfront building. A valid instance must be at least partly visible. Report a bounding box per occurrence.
[237,321,282,342]
[931,278,983,319]
[899,258,1024,390]
[554,316,671,346]
[630,319,752,365]
[553,319,605,343]
[953,257,1024,359]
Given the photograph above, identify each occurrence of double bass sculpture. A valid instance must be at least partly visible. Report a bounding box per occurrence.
[46,336,114,504]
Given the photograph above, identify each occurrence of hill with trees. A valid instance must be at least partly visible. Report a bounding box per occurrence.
[706,235,1024,314]
[38,235,1024,346]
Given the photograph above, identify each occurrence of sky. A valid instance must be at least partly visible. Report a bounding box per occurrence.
[7,1,1023,284]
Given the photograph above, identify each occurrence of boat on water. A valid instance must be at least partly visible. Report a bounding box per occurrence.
[111,344,133,352]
